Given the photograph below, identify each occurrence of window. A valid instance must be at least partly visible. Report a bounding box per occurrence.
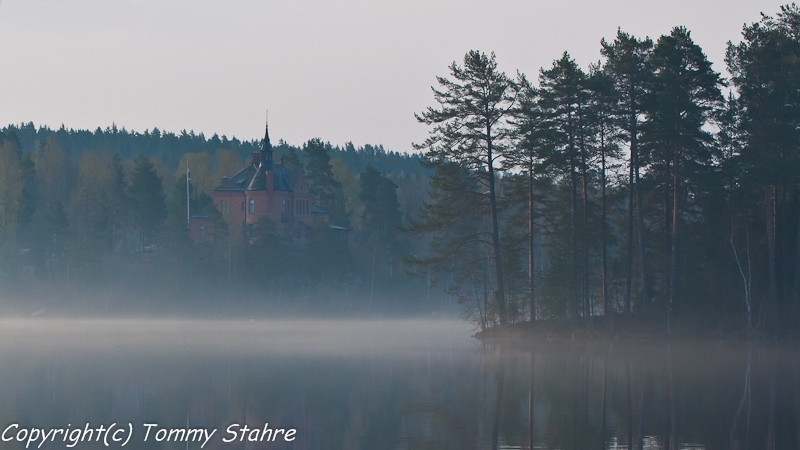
[241,201,244,212]
[249,199,255,214]
[282,199,287,213]
[248,223,254,236]
[199,226,205,242]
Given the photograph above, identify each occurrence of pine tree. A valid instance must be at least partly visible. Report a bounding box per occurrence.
[535,52,589,319]
[403,162,495,328]
[601,29,654,314]
[414,50,519,325]
[586,65,622,317]
[507,75,546,321]
[727,4,800,326]
[645,26,723,332]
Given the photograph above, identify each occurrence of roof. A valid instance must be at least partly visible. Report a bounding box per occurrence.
[213,118,295,193]
[190,203,214,219]
[213,162,296,192]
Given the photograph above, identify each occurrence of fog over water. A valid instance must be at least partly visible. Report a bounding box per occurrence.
[0,318,476,354]
[1,318,798,449]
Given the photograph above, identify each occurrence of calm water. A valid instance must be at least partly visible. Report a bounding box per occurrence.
[0,319,797,450]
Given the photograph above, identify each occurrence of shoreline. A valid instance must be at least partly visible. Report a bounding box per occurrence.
[473,315,800,345]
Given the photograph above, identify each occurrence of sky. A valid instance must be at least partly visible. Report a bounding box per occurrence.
[0,0,782,154]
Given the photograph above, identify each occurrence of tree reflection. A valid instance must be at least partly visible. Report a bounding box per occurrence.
[0,336,799,449]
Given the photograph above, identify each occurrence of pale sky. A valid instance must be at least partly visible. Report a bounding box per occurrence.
[0,0,780,154]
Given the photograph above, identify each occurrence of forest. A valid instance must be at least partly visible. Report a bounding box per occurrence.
[408,4,800,335]
[1,5,799,335]
[0,122,433,315]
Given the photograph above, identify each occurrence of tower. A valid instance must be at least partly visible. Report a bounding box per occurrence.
[261,118,274,171]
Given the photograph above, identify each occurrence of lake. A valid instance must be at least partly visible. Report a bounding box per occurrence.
[0,319,796,449]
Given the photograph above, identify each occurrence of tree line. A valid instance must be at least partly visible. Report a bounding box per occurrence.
[408,5,800,333]
[2,5,798,327]
[0,127,432,314]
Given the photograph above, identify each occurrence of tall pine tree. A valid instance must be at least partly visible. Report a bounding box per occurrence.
[415,50,518,325]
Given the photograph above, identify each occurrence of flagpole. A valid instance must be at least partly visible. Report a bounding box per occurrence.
[186,162,190,228]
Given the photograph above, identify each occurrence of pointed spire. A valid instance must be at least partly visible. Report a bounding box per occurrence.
[261,110,274,170]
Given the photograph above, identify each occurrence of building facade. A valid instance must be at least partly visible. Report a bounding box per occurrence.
[189,122,326,244]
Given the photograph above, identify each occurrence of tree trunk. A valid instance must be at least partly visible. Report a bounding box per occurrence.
[767,185,778,325]
[668,150,679,336]
[601,120,608,317]
[663,173,672,305]
[529,159,536,322]
[781,187,790,322]
[569,113,579,320]
[625,131,635,315]
[580,108,590,318]
[793,193,800,324]
[487,123,507,325]
[635,144,649,312]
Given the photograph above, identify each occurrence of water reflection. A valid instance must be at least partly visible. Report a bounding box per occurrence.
[0,319,797,449]
[487,341,800,450]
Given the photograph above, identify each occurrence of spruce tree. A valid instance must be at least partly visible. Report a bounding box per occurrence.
[128,154,167,252]
[303,138,346,225]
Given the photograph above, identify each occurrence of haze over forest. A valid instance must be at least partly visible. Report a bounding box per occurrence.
[1,4,800,338]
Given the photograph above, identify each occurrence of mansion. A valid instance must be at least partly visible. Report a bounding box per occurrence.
[189,122,327,244]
